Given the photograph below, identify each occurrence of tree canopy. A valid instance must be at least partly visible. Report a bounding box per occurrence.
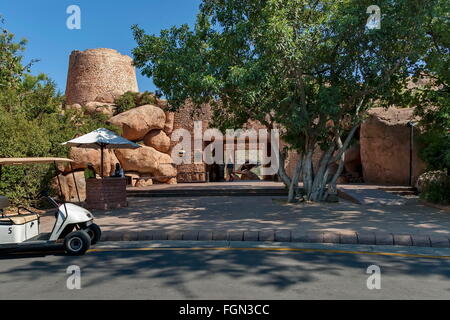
[132,0,447,202]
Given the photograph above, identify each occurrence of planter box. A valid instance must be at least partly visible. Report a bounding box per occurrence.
[86,177,127,210]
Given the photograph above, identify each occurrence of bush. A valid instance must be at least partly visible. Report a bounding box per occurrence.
[0,108,116,206]
[0,109,53,206]
[419,171,450,205]
[138,91,157,106]
[114,91,158,114]
[114,91,137,114]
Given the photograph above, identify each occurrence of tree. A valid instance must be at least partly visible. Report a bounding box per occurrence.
[132,0,438,202]
[0,18,116,205]
[405,0,449,172]
[0,16,36,90]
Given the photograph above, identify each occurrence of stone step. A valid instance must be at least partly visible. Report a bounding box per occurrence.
[384,190,418,196]
[127,188,288,198]
[377,186,418,196]
[377,186,417,192]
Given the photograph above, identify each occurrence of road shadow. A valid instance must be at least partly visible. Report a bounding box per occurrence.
[1,246,449,298]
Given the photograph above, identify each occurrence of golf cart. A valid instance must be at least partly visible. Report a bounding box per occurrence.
[0,157,101,255]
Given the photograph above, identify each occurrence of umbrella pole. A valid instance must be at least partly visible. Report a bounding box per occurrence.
[101,144,104,178]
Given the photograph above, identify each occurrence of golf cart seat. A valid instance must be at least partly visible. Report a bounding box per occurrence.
[0,195,39,225]
[0,214,39,225]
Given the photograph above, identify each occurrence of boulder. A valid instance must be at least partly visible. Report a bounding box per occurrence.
[360,107,426,185]
[164,111,175,134]
[95,90,123,104]
[53,171,86,202]
[108,104,166,141]
[115,145,177,183]
[135,178,153,187]
[51,174,69,200]
[143,130,171,153]
[84,101,116,117]
[64,147,119,177]
[166,177,177,185]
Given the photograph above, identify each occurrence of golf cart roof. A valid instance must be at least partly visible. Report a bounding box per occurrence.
[0,157,74,166]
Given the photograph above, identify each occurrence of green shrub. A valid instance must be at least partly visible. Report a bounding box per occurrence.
[418,130,450,172]
[114,91,137,114]
[114,91,158,114]
[0,110,53,206]
[419,172,450,205]
[138,91,157,106]
[0,108,117,206]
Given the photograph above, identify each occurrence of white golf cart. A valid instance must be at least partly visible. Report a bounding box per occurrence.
[0,157,101,255]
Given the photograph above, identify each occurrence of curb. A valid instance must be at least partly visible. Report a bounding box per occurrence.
[419,199,450,213]
[100,230,450,248]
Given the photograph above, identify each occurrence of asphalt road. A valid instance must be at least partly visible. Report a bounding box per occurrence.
[1,241,449,300]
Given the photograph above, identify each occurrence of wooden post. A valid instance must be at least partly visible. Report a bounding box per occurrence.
[70,162,81,203]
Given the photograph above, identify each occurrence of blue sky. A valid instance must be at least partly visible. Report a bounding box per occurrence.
[0,0,201,94]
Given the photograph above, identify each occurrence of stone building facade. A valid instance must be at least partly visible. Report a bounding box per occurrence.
[65,48,139,106]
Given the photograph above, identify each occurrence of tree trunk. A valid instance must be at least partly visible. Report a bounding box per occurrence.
[277,150,292,188]
[325,137,346,199]
[309,145,334,201]
[302,150,313,199]
[303,124,360,202]
[278,123,359,203]
[288,158,302,203]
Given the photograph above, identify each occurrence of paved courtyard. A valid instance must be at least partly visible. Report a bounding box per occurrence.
[41,195,450,238]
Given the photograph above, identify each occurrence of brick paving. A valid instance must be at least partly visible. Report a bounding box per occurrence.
[38,189,450,247]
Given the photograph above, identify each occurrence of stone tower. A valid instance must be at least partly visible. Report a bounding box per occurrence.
[65,48,139,106]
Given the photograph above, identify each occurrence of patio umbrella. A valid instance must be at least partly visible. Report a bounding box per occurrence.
[62,128,141,177]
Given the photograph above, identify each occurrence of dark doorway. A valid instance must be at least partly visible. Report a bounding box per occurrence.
[208,164,225,182]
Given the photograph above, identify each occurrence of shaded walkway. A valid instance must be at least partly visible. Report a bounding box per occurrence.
[41,194,450,238]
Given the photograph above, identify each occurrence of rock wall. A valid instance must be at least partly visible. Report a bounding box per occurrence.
[285,108,426,186]
[171,101,212,182]
[360,107,426,185]
[65,48,139,106]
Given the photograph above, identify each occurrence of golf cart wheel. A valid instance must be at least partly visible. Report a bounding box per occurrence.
[64,230,91,255]
[86,223,102,245]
